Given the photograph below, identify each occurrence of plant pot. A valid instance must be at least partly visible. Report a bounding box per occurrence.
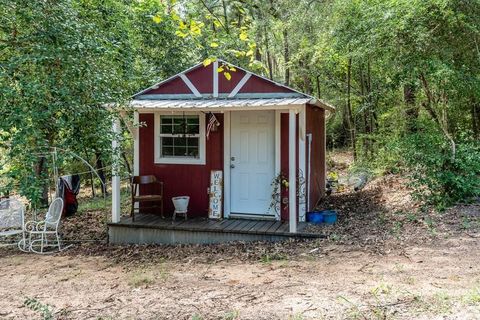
[306,211,324,224]
[172,196,190,213]
[322,210,337,224]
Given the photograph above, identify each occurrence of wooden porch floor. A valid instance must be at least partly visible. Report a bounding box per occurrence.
[108,214,322,244]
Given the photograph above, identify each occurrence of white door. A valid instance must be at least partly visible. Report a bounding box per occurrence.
[230,111,275,216]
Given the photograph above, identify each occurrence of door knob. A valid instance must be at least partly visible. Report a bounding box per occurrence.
[230,164,235,169]
[231,156,235,161]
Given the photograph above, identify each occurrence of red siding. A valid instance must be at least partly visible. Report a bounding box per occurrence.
[185,64,213,93]
[141,63,297,96]
[146,77,191,94]
[138,113,224,217]
[239,75,293,94]
[306,105,326,211]
[218,68,245,93]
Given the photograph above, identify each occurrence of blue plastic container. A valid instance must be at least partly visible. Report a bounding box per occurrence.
[306,211,324,224]
[323,210,338,224]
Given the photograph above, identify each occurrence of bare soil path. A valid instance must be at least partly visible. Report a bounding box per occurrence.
[1,236,479,319]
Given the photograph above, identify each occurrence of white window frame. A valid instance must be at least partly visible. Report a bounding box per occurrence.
[154,111,206,165]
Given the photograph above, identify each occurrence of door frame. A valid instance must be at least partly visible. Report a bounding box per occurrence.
[223,110,282,220]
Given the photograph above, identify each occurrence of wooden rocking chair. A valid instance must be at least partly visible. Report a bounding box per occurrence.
[131,175,164,221]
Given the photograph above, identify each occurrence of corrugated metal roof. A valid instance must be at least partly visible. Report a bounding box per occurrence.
[130,98,314,110]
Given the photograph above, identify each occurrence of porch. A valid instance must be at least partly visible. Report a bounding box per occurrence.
[108,214,322,245]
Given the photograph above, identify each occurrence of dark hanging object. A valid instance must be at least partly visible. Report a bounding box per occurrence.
[56,174,80,217]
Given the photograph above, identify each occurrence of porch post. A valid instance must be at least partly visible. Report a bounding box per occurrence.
[111,118,121,223]
[289,109,297,233]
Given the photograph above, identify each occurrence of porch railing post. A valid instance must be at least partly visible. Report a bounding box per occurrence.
[289,109,297,233]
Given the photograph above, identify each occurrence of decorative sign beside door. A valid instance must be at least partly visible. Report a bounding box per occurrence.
[208,170,223,219]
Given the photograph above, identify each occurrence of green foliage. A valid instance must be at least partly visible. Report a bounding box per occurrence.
[401,129,480,208]
[1,0,478,210]
[24,297,53,320]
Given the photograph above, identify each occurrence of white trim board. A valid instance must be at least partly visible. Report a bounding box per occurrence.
[298,108,306,222]
[223,111,231,218]
[213,61,219,98]
[180,74,202,98]
[228,72,252,98]
[274,110,281,221]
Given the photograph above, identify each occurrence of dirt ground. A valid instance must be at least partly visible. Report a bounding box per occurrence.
[1,236,479,319]
[1,151,479,319]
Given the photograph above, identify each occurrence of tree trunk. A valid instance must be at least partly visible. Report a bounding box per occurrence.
[221,0,229,34]
[283,29,290,86]
[316,75,321,98]
[403,84,419,133]
[122,151,132,175]
[419,73,456,160]
[89,171,96,198]
[95,152,107,196]
[472,99,480,139]
[346,58,357,161]
[35,156,49,207]
[262,26,274,80]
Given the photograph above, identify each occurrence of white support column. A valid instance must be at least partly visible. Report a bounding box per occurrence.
[289,109,297,233]
[111,118,121,223]
[298,108,306,222]
[274,110,281,221]
[133,111,139,176]
[133,111,140,211]
[223,111,231,218]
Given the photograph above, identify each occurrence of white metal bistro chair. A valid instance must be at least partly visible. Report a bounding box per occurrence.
[25,198,64,254]
[0,198,27,251]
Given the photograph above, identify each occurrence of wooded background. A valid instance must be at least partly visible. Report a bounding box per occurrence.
[0,0,479,209]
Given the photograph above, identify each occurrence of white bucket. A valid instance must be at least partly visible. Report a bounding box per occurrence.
[172,196,190,213]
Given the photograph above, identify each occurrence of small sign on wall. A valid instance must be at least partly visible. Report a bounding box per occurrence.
[208,170,223,219]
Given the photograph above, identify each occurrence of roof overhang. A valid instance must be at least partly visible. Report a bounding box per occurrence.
[130,97,335,112]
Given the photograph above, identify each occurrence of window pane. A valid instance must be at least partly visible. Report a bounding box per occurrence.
[173,146,187,157]
[173,123,186,134]
[161,125,172,134]
[187,137,199,147]
[187,124,199,134]
[161,146,173,157]
[160,116,173,124]
[187,117,199,125]
[174,137,186,146]
[187,147,199,158]
[161,137,173,146]
[159,115,201,160]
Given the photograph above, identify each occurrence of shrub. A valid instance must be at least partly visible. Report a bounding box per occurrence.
[401,130,480,209]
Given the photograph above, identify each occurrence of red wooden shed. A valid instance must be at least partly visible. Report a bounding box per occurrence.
[109,59,334,244]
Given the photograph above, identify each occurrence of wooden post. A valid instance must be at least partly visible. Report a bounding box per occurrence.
[111,118,121,223]
[289,109,297,233]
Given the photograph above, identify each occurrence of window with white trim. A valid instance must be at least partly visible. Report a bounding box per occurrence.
[154,113,206,165]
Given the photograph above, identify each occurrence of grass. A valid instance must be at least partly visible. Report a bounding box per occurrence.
[259,253,287,264]
[127,263,169,288]
[463,288,480,305]
[128,271,156,288]
[223,310,239,320]
[77,186,130,214]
